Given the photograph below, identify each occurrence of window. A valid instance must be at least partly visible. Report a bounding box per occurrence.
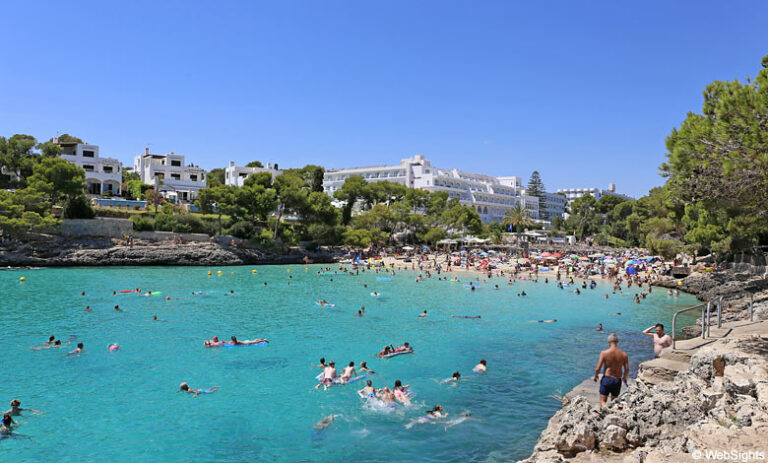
[83,165,95,172]
[103,166,113,173]
[190,175,198,182]
[82,150,95,157]
[171,160,181,167]
[171,174,181,180]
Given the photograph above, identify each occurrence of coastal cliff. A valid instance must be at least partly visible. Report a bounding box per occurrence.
[0,237,336,266]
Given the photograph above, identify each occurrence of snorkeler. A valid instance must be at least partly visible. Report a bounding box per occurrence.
[177,382,220,398]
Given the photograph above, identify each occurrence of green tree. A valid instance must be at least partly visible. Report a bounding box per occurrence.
[502,204,534,232]
[0,134,39,188]
[333,175,367,225]
[526,171,546,219]
[245,161,264,168]
[195,185,240,235]
[26,157,87,207]
[206,168,225,187]
[122,168,140,183]
[566,193,599,239]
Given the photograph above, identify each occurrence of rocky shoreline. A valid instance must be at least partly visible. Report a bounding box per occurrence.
[0,237,337,267]
[520,269,768,463]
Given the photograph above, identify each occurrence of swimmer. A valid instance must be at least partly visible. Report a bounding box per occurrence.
[419,310,428,318]
[596,323,603,332]
[609,313,622,316]
[85,305,92,312]
[370,291,381,297]
[358,361,375,374]
[316,361,337,390]
[339,362,357,383]
[377,387,395,404]
[45,335,56,345]
[165,296,173,301]
[529,319,558,323]
[108,343,119,352]
[356,309,363,317]
[114,305,122,312]
[405,405,446,429]
[442,371,461,383]
[226,290,234,296]
[393,380,410,405]
[177,382,220,398]
[473,359,487,373]
[313,357,327,369]
[604,294,609,299]
[313,413,334,430]
[6,400,41,416]
[359,380,376,398]
[228,336,268,345]
[67,342,84,356]
[377,346,392,357]
[395,342,411,353]
[1,413,17,434]
[152,315,167,322]
[444,411,480,430]
[192,291,203,296]
[80,291,85,296]
[204,336,224,347]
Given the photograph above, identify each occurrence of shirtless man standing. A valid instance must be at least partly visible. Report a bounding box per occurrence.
[642,323,672,357]
[593,333,629,407]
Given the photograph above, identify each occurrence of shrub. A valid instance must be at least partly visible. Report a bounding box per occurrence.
[64,195,95,219]
[132,216,155,232]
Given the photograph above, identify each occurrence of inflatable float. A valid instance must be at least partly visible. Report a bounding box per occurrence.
[377,349,414,359]
[376,277,392,281]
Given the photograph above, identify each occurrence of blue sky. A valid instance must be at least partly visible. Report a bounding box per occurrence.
[1,1,766,197]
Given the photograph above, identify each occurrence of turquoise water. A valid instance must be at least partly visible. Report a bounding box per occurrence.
[1,265,697,462]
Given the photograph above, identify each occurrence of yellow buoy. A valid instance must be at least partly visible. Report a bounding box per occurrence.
[20,277,26,282]
[252,269,258,273]
[217,270,223,275]
[207,270,212,275]
[286,269,290,273]
[304,267,308,272]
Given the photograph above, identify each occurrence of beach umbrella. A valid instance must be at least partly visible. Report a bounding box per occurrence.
[626,266,638,275]
[541,252,553,257]
[553,253,563,257]
[517,258,529,264]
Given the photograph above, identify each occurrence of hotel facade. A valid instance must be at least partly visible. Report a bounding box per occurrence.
[133,148,206,202]
[556,184,633,205]
[322,155,552,223]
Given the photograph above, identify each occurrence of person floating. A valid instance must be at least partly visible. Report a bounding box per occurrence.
[6,399,41,416]
[178,382,220,398]
[595,323,603,332]
[593,333,629,407]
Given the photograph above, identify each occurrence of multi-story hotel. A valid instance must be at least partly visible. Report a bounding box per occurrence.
[133,148,206,202]
[557,184,633,205]
[322,155,545,223]
[224,161,282,187]
[56,139,122,195]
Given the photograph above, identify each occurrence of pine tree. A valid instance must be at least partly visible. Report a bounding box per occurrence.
[526,171,547,219]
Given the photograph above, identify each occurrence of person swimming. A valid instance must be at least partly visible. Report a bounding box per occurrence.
[339,362,357,382]
[442,371,461,383]
[358,380,376,398]
[5,399,41,417]
[358,361,375,374]
[596,323,603,332]
[67,342,84,356]
[1,413,17,435]
[177,382,220,398]
[419,310,428,318]
[227,336,268,345]
[204,336,224,347]
[473,359,487,373]
[405,405,446,429]
[313,413,334,430]
[316,361,337,390]
[377,346,392,357]
[114,305,122,312]
[393,380,410,405]
[529,319,557,323]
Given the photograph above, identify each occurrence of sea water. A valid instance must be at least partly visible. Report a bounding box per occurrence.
[0,265,697,462]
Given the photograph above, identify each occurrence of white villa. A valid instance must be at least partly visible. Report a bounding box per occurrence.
[56,140,122,195]
[322,155,544,223]
[224,161,282,187]
[133,148,206,202]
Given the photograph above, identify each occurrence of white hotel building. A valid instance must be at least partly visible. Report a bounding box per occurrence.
[224,161,282,187]
[133,148,206,202]
[57,140,122,195]
[322,155,544,223]
[557,184,633,205]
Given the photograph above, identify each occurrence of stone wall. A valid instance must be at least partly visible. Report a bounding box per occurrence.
[60,218,133,238]
[133,231,211,242]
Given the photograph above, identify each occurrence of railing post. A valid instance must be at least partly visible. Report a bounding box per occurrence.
[750,293,754,322]
[717,295,723,328]
[702,302,709,339]
[706,300,712,338]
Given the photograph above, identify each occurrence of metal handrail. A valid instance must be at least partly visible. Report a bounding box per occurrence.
[706,300,712,338]
[672,302,707,349]
[750,293,755,322]
[717,296,724,328]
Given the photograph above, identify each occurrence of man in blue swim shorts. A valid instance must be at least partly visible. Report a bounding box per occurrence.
[593,333,629,407]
